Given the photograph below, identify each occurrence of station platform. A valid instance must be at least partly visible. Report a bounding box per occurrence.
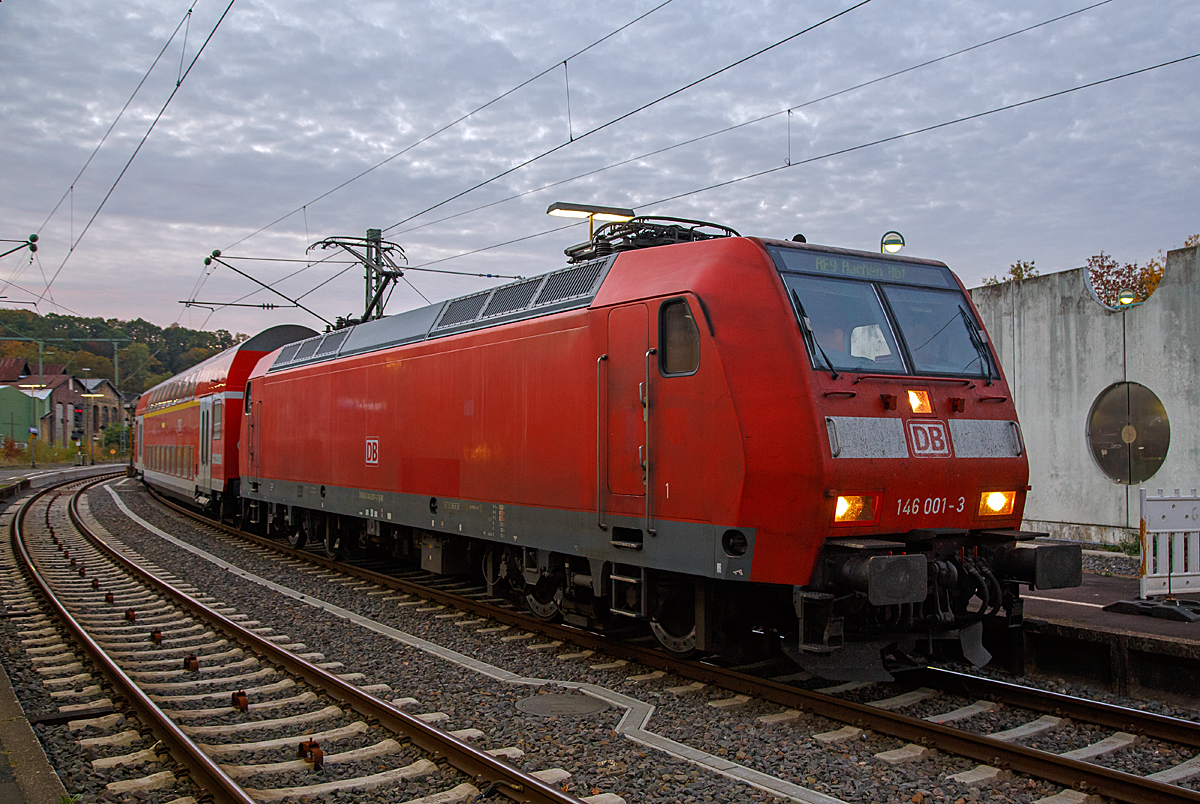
[0,661,68,804]
[1000,553,1200,697]
[1024,571,1200,641]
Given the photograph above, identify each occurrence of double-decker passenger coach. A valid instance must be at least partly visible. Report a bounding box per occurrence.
[135,326,315,517]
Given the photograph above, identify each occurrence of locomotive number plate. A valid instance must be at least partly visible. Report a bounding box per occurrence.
[896,496,967,516]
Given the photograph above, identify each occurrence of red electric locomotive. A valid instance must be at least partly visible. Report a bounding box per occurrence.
[141,218,1081,679]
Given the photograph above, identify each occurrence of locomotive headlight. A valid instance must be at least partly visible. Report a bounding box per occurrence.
[978,490,1016,516]
[834,494,878,524]
[907,390,932,414]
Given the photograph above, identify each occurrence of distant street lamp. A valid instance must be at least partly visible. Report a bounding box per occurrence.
[881,231,905,254]
[1117,288,1138,306]
[547,201,635,239]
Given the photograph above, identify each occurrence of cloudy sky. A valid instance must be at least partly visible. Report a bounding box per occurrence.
[2,0,1197,335]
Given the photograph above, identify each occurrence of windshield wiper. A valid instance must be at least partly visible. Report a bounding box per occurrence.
[792,290,839,379]
[958,306,994,385]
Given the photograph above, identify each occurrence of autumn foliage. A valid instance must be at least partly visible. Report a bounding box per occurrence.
[1085,252,1162,307]
[985,235,1198,307]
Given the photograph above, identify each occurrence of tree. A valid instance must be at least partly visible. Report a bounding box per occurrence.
[0,310,247,394]
[982,260,1039,285]
[1087,252,1162,308]
[1087,234,1198,307]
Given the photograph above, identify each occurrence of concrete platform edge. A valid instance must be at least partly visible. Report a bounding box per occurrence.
[0,656,68,804]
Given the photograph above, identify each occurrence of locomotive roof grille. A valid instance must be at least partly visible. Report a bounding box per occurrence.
[439,293,489,328]
[293,337,322,361]
[484,277,541,317]
[537,259,606,304]
[431,257,610,332]
[276,343,301,364]
[269,255,616,372]
[316,329,350,356]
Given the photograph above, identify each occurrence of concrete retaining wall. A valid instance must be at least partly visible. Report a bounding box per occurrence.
[969,246,1199,545]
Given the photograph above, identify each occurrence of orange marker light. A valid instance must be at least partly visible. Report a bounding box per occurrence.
[977,490,1016,516]
[834,494,877,523]
[907,390,932,414]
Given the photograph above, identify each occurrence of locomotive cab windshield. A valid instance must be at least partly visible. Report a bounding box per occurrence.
[771,246,994,379]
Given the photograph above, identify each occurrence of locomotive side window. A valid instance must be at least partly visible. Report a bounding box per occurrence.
[244,382,252,415]
[660,299,700,375]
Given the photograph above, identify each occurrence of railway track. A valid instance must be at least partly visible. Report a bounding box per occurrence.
[3,476,604,804]
[130,481,1200,804]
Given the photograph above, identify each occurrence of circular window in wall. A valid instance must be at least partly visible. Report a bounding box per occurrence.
[1086,382,1170,484]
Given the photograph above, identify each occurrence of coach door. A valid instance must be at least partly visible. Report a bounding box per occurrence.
[604,303,653,540]
[246,383,261,487]
[198,396,213,490]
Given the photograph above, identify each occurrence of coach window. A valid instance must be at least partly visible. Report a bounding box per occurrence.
[244,382,252,415]
[659,299,700,376]
[212,402,222,440]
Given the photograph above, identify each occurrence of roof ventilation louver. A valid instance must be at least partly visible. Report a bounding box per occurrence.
[316,329,350,356]
[273,343,301,368]
[483,278,541,317]
[293,337,322,361]
[436,293,489,329]
[536,259,606,305]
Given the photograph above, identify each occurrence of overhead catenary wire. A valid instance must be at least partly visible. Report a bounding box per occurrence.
[215,255,524,278]
[401,51,1200,272]
[389,0,1116,241]
[188,0,677,318]
[380,0,876,235]
[215,0,678,256]
[33,1,200,238]
[36,0,238,306]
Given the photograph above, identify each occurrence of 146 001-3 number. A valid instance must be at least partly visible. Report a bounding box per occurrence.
[897,496,966,516]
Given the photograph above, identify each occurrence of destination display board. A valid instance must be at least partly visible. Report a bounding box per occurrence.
[770,247,954,288]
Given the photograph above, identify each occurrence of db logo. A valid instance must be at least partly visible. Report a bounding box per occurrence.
[365,437,379,466]
[906,420,952,457]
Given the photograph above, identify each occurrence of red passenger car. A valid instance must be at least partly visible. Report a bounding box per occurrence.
[151,219,1081,678]
[135,326,315,515]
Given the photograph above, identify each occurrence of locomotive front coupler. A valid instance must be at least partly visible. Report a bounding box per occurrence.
[813,537,929,606]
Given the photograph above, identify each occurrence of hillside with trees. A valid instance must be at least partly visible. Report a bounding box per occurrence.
[0,310,244,394]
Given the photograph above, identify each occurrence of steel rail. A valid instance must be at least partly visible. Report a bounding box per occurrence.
[914,666,1200,749]
[147,488,1200,804]
[11,474,259,804]
[80,481,581,804]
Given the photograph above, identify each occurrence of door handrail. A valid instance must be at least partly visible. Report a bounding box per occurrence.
[596,354,608,530]
[644,347,658,535]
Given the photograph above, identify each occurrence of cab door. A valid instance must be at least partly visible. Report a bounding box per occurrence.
[606,304,649,500]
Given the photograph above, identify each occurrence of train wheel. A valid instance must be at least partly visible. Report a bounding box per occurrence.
[321,517,344,559]
[650,583,697,654]
[287,519,308,549]
[525,576,563,621]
